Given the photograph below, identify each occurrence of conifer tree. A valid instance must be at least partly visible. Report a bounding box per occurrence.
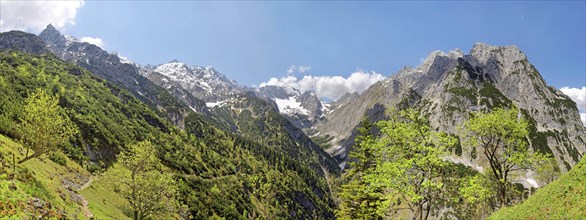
[337,116,381,219]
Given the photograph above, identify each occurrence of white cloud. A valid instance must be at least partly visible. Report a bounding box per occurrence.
[560,87,586,110]
[560,86,586,126]
[260,71,385,100]
[287,65,312,75]
[0,0,84,32]
[298,65,311,74]
[80,37,104,48]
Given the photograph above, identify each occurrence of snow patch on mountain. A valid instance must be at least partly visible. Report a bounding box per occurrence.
[275,97,310,116]
[206,100,228,108]
[154,61,192,82]
[119,56,134,64]
[149,60,244,102]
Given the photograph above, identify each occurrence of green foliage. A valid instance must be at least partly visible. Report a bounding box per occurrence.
[0,133,94,219]
[535,155,560,185]
[338,109,465,220]
[337,116,380,219]
[478,83,512,109]
[0,51,338,219]
[455,173,497,218]
[18,88,77,164]
[175,114,337,219]
[311,134,335,150]
[447,86,477,104]
[489,158,586,219]
[364,109,457,220]
[48,151,67,166]
[107,140,177,220]
[461,107,548,207]
[0,52,170,166]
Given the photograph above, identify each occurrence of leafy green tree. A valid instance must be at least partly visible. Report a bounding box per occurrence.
[535,155,560,185]
[456,173,497,218]
[461,107,546,207]
[336,116,381,219]
[363,109,457,220]
[109,140,177,220]
[18,88,76,163]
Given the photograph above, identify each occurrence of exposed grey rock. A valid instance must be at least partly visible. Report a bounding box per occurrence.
[315,43,585,174]
[35,24,207,161]
[33,198,44,209]
[143,60,245,103]
[38,24,66,49]
[37,24,205,127]
[255,85,326,128]
[0,30,48,54]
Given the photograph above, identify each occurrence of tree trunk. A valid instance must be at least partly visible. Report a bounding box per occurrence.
[502,182,507,206]
[424,202,431,220]
[417,204,423,220]
[18,153,36,164]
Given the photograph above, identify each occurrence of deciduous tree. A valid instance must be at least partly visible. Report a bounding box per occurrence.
[364,109,457,220]
[461,107,546,207]
[19,88,76,164]
[109,140,177,220]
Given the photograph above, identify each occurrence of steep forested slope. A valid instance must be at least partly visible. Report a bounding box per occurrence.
[0,31,338,219]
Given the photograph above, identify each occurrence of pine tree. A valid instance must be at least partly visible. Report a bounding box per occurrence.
[337,116,381,219]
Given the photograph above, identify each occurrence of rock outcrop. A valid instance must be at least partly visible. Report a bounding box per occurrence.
[37,24,205,127]
[0,30,48,54]
[315,43,585,173]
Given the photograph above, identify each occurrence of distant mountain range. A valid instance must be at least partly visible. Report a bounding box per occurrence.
[35,24,586,178]
[0,23,584,219]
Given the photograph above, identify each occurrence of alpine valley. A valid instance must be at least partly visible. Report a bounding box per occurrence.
[0,24,584,219]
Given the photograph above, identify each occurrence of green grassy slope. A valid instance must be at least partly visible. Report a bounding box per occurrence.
[489,158,586,219]
[0,134,93,219]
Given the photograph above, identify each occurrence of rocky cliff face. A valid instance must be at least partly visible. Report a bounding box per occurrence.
[37,24,206,127]
[0,31,48,54]
[140,59,328,129]
[140,60,245,103]
[315,43,585,174]
[255,85,326,128]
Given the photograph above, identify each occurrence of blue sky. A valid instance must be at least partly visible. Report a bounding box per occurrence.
[66,1,585,89]
[0,1,584,89]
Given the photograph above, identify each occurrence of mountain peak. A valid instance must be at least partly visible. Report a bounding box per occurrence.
[39,23,60,37]
[46,23,57,31]
[204,66,216,72]
[470,42,525,65]
[38,23,66,47]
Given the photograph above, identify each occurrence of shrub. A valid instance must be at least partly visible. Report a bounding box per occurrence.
[48,152,67,166]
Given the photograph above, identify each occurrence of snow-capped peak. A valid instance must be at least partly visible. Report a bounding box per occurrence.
[154,61,192,81]
[149,60,244,102]
[64,35,78,46]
